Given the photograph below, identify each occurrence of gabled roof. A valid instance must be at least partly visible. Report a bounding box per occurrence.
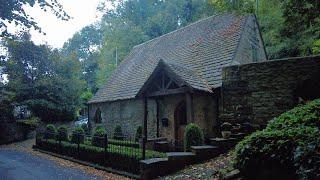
[89,13,249,104]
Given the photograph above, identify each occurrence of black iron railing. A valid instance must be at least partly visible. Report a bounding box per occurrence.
[35,130,165,174]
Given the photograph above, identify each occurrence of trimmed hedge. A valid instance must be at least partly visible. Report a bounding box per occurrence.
[234,99,320,179]
[184,123,204,151]
[36,138,166,174]
[109,139,139,148]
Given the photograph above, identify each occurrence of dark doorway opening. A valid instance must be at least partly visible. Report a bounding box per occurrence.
[94,108,102,123]
[174,100,187,143]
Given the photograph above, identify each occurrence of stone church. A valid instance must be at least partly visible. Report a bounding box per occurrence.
[88,13,267,143]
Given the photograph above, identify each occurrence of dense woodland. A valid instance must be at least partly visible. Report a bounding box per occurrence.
[0,0,319,122]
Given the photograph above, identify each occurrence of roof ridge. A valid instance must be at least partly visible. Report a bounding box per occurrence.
[133,12,243,50]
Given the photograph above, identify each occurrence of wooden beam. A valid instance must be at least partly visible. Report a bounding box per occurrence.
[146,87,190,97]
[186,92,194,123]
[156,99,160,137]
[142,98,148,160]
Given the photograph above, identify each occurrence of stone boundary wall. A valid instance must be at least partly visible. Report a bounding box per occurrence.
[220,55,320,125]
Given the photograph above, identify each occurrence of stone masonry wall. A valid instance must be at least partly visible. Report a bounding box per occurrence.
[221,56,320,125]
[89,99,157,139]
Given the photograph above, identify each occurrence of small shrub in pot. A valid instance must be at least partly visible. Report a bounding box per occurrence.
[57,125,68,141]
[184,123,204,151]
[45,124,57,139]
[92,125,107,147]
[71,126,85,144]
[221,122,232,139]
[114,125,124,140]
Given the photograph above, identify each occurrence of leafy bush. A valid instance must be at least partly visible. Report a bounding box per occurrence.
[71,126,85,144]
[92,126,106,147]
[45,124,56,139]
[135,126,142,142]
[184,123,204,151]
[114,125,124,140]
[234,99,320,179]
[57,125,68,141]
[16,116,40,129]
[266,99,320,130]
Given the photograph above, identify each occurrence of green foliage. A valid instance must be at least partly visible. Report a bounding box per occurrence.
[57,125,68,141]
[45,124,56,139]
[184,123,204,151]
[16,116,40,129]
[312,39,320,55]
[0,0,70,38]
[3,38,85,122]
[234,99,320,179]
[92,125,106,147]
[135,126,143,142]
[71,126,85,144]
[114,125,124,140]
[266,99,320,130]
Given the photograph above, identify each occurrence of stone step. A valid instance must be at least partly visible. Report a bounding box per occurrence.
[191,145,220,161]
[210,138,238,152]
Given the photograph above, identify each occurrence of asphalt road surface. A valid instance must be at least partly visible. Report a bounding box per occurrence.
[0,148,102,180]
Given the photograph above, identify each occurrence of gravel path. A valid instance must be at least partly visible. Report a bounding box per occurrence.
[161,152,233,180]
[0,139,129,180]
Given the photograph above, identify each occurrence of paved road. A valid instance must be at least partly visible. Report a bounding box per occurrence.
[0,148,102,180]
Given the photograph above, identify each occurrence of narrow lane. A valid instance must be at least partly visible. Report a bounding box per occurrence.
[0,148,102,180]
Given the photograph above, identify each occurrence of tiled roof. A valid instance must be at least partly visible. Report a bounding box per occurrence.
[89,13,248,103]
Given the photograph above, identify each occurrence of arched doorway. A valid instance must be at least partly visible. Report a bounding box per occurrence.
[94,108,102,123]
[174,101,187,142]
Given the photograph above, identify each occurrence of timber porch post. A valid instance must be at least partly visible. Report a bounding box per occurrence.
[142,97,148,160]
[186,92,194,123]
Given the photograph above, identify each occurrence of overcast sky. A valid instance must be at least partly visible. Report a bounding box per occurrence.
[23,0,110,48]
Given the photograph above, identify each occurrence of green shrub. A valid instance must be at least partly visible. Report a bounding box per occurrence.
[57,125,68,141]
[92,126,106,147]
[184,123,204,151]
[135,126,142,142]
[114,125,124,140]
[45,124,57,139]
[266,99,320,130]
[234,99,320,179]
[71,126,85,144]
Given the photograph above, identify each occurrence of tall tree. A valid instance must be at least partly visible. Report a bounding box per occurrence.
[3,35,85,121]
[0,0,70,38]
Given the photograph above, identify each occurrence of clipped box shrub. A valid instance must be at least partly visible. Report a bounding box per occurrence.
[71,126,85,144]
[234,99,320,180]
[135,126,142,142]
[57,125,68,141]
[92,125,107,148]
[45,124,57,139]
[114,125,124,140]
[184,123,204,151]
